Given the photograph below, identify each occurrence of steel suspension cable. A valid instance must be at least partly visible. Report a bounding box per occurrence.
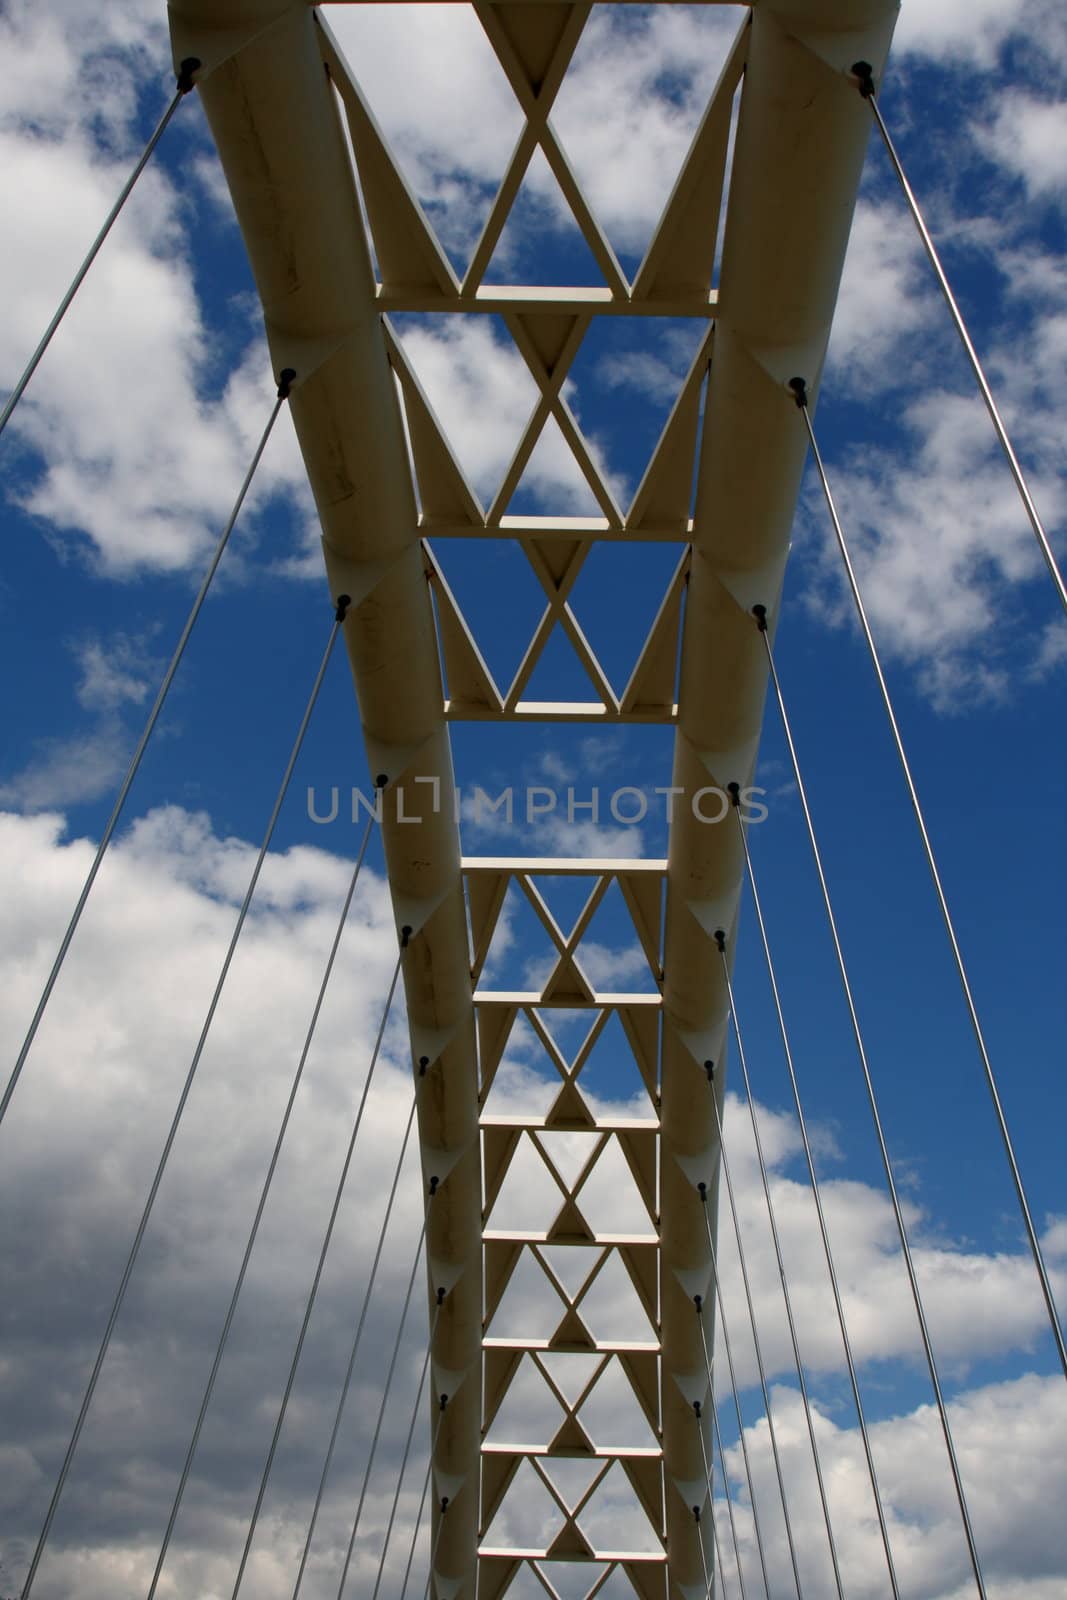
[397,1397,449,1600]
[230,934,409,1600]
[789,378,1067,1384]
[714,914,846,1600]
[694,1501,718,1600]
[1,370,296,1135]
[729,765,901,1598]
[694,1242,772,1599]
[146,811,376,1598]
[705,1363,750,1600]
[422,1504,447,1600]
[19,593,348,1600]
[750,590,987,1598]
[369,1306,444,1600]
[848,63,1067,617]
[698,1084,805,1600]
[291,1080,423,1600]
[335,1227,438,1600]
[0,60,201,441]
[694,1401,742,1600]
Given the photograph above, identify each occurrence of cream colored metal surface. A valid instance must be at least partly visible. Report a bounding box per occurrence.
[168,3,896,1595]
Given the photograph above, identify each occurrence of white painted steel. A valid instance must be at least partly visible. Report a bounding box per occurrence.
[168,3,897,1594]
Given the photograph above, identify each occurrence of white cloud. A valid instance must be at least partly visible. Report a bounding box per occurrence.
[892,0,1064,70]
[324,2,521,260]
[804,316,1067,707]
[393,315,621,514]
[0,631,159,811]
[0,809,1063,1597]
[548,4,746,259]
[73,633,155,713]
[978,93,1067,201]
[0,722,133,812]
[827,199,936,383]
[718,1374,1067,1600]
[0,1,312,577]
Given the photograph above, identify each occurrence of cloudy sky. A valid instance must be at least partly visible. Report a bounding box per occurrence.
[1,2,1065,1599]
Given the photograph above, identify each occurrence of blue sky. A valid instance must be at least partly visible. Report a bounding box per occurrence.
[0,3,1065,1599]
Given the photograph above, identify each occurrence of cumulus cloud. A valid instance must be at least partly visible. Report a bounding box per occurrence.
[0,632,159,811]
[1,808,1064,1596]
[717,1373,1067,1600]
[978,93,1067,202]
[0,1,312,577]
[894,0,1067,72]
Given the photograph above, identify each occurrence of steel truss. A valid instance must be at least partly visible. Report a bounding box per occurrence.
[167,1,898,1594]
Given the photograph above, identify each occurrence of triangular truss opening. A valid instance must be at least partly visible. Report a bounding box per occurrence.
[520,618,616,711]
[529,875,604,942]
[536,1130,603,1191]
[504,1569,551,1600]
[572,879,661,997]
[484,1457,567,1553]
[577,1462,664,1555]
[506,412,608,519]
[389,313,542,508]
[483,1057,565,1124]
[487,1353,568,1450]
[322,3,520,281]
[548,2,745,280]
[564,318,708,504]
[576,1251,658,1347]
[591,1571,647,1600]
[487,1246,567,1344]
[577,1357,660,1452]
[482,145,612,290]
[533,1561,605,1600]
[534,1008,608,1064]
[538,1350,607,1410]
[486,1131,571,1234]
[537,1455,609,1513]
[565,542,688,718]
[432,539,547,707]
[572,1010,656,1116]
[538,1243,606,1305]
[481,881,575,996]
[570,1136,657,1238]
[480,1009,558,1103]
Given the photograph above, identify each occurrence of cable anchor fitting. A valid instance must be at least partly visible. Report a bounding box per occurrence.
[693,1399,702,1419]
[714,929,726,955]
[428,1175,439,1197]
[176,57,201,95]
[440,1496,450,1514]
[788,376,809,409]
[698,1180,708,1205]
[400,924,413,949]
[334,593,351,624]
[276,367,296,401]
[436,1285,446,1305]
[704,1059,715,1085]
[418,1055,430,1077]
[439,1392,449,1411]
[727,782,741,808]
[850,60,876,99]
[752,603,768,633]
[694,1293,704,1313]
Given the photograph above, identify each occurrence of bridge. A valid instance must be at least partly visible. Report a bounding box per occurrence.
[1,4,1065,1599]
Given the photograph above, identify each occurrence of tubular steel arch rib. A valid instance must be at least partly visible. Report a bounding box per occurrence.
[167,2,897,1594]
